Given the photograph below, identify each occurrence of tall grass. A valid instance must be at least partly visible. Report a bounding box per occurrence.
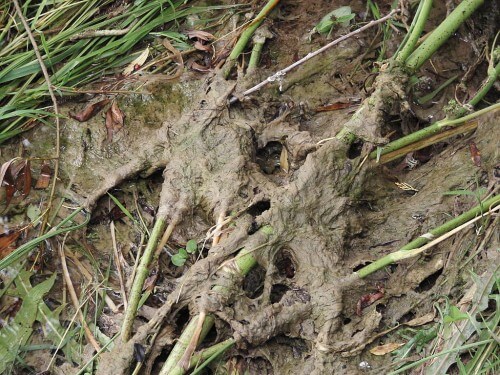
[0,0,238,143]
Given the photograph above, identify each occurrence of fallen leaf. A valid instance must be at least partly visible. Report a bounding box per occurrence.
[405,312,435,327]
[194,40,212,52]
[0,229,22,259]
[69,99,110,122]
[123,47,150,76]
[162,38,184,79]
[1,159,32,207]
[469,142,481,167]
[189,61,211,73]
[187,30,215,41]
[370,342,405,356]
[105,101,125,142]
[35,162,52,189]
[356,285,385,316]
[280,146,289,173]
[315,98,360,112]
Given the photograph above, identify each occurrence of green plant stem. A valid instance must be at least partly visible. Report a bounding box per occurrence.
[370,100,499,160]
[247,39,265,73]
[0,207,88,270]
[190,339,236,375]
[396,0,433,64]
[355,195,500,279]
[405,0,484,72]
[121,217,166,341]
[388,338,495,375]
[159,227,272,375]
[223,0,280,78]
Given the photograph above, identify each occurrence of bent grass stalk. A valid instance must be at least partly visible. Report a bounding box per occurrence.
[355,194,500,279]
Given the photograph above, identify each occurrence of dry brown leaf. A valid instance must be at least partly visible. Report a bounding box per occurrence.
[190,61,211,73]
[123,47,150,76]
[162,38,184,79]
[105,101,125,142]
[194,40,212,52]
[280,146,289,173]
[69,99,110,122]
[370,342,405,356]
[187,30,215,41]
[0,230,22,260]
[405,312,435,327]
[35,162,52,189]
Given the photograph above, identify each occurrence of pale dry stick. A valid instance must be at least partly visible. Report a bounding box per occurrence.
[70,20,138,41]
[66,250,119,313]
[12,0,61,234]
[45,285,100,371]
[110,221,128,310]
[58,242,101,352]
[178,209,227,370]
[228,9,398,104]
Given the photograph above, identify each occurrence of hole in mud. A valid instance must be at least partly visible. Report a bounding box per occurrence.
[347,140,363,159]
[202,324,218,345]
[247,199,271,217]
[353,262,371,272]
[247,220,259,235]
[243,264,266,299]
[376,304,386,314]
[343,317,352,325]
[256,141,283,175]
[274,249,296,278]
[399,311,415,324]
[174,306,190,333]
[415,268,443,292]
[270,284,290,303]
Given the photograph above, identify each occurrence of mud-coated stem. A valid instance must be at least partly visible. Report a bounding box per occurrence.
[395,0,433,64]
[370,101,499,161]
[121,217,167,341]
[405,0,484,72]
[160,227,272,375]
[355,195,500,279]
[223,0,280,78]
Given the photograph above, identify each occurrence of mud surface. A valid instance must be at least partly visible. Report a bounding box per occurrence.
[1,1,498,374]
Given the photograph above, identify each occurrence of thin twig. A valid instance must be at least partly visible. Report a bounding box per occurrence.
[59,241,101,352]
[111,221,128,310]
[229,9,398,104]
[12,0,60,234]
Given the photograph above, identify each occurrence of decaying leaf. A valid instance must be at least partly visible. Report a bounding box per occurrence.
[162,38,184,79]
[369,342,405,356]
[69,98,110,122]
[105,101,125,142]
[0,229,22,259]
[194,40,212,52]
[405,312,435,327]
[280,146,289,173]
[123,47,150,76]
[35,162,52,189]
[469,141,481,167]
[187,30,215,41]
[0,158,32,207]
[356,285,385,316]
[315,98,360,112]
[189,61,211,72]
